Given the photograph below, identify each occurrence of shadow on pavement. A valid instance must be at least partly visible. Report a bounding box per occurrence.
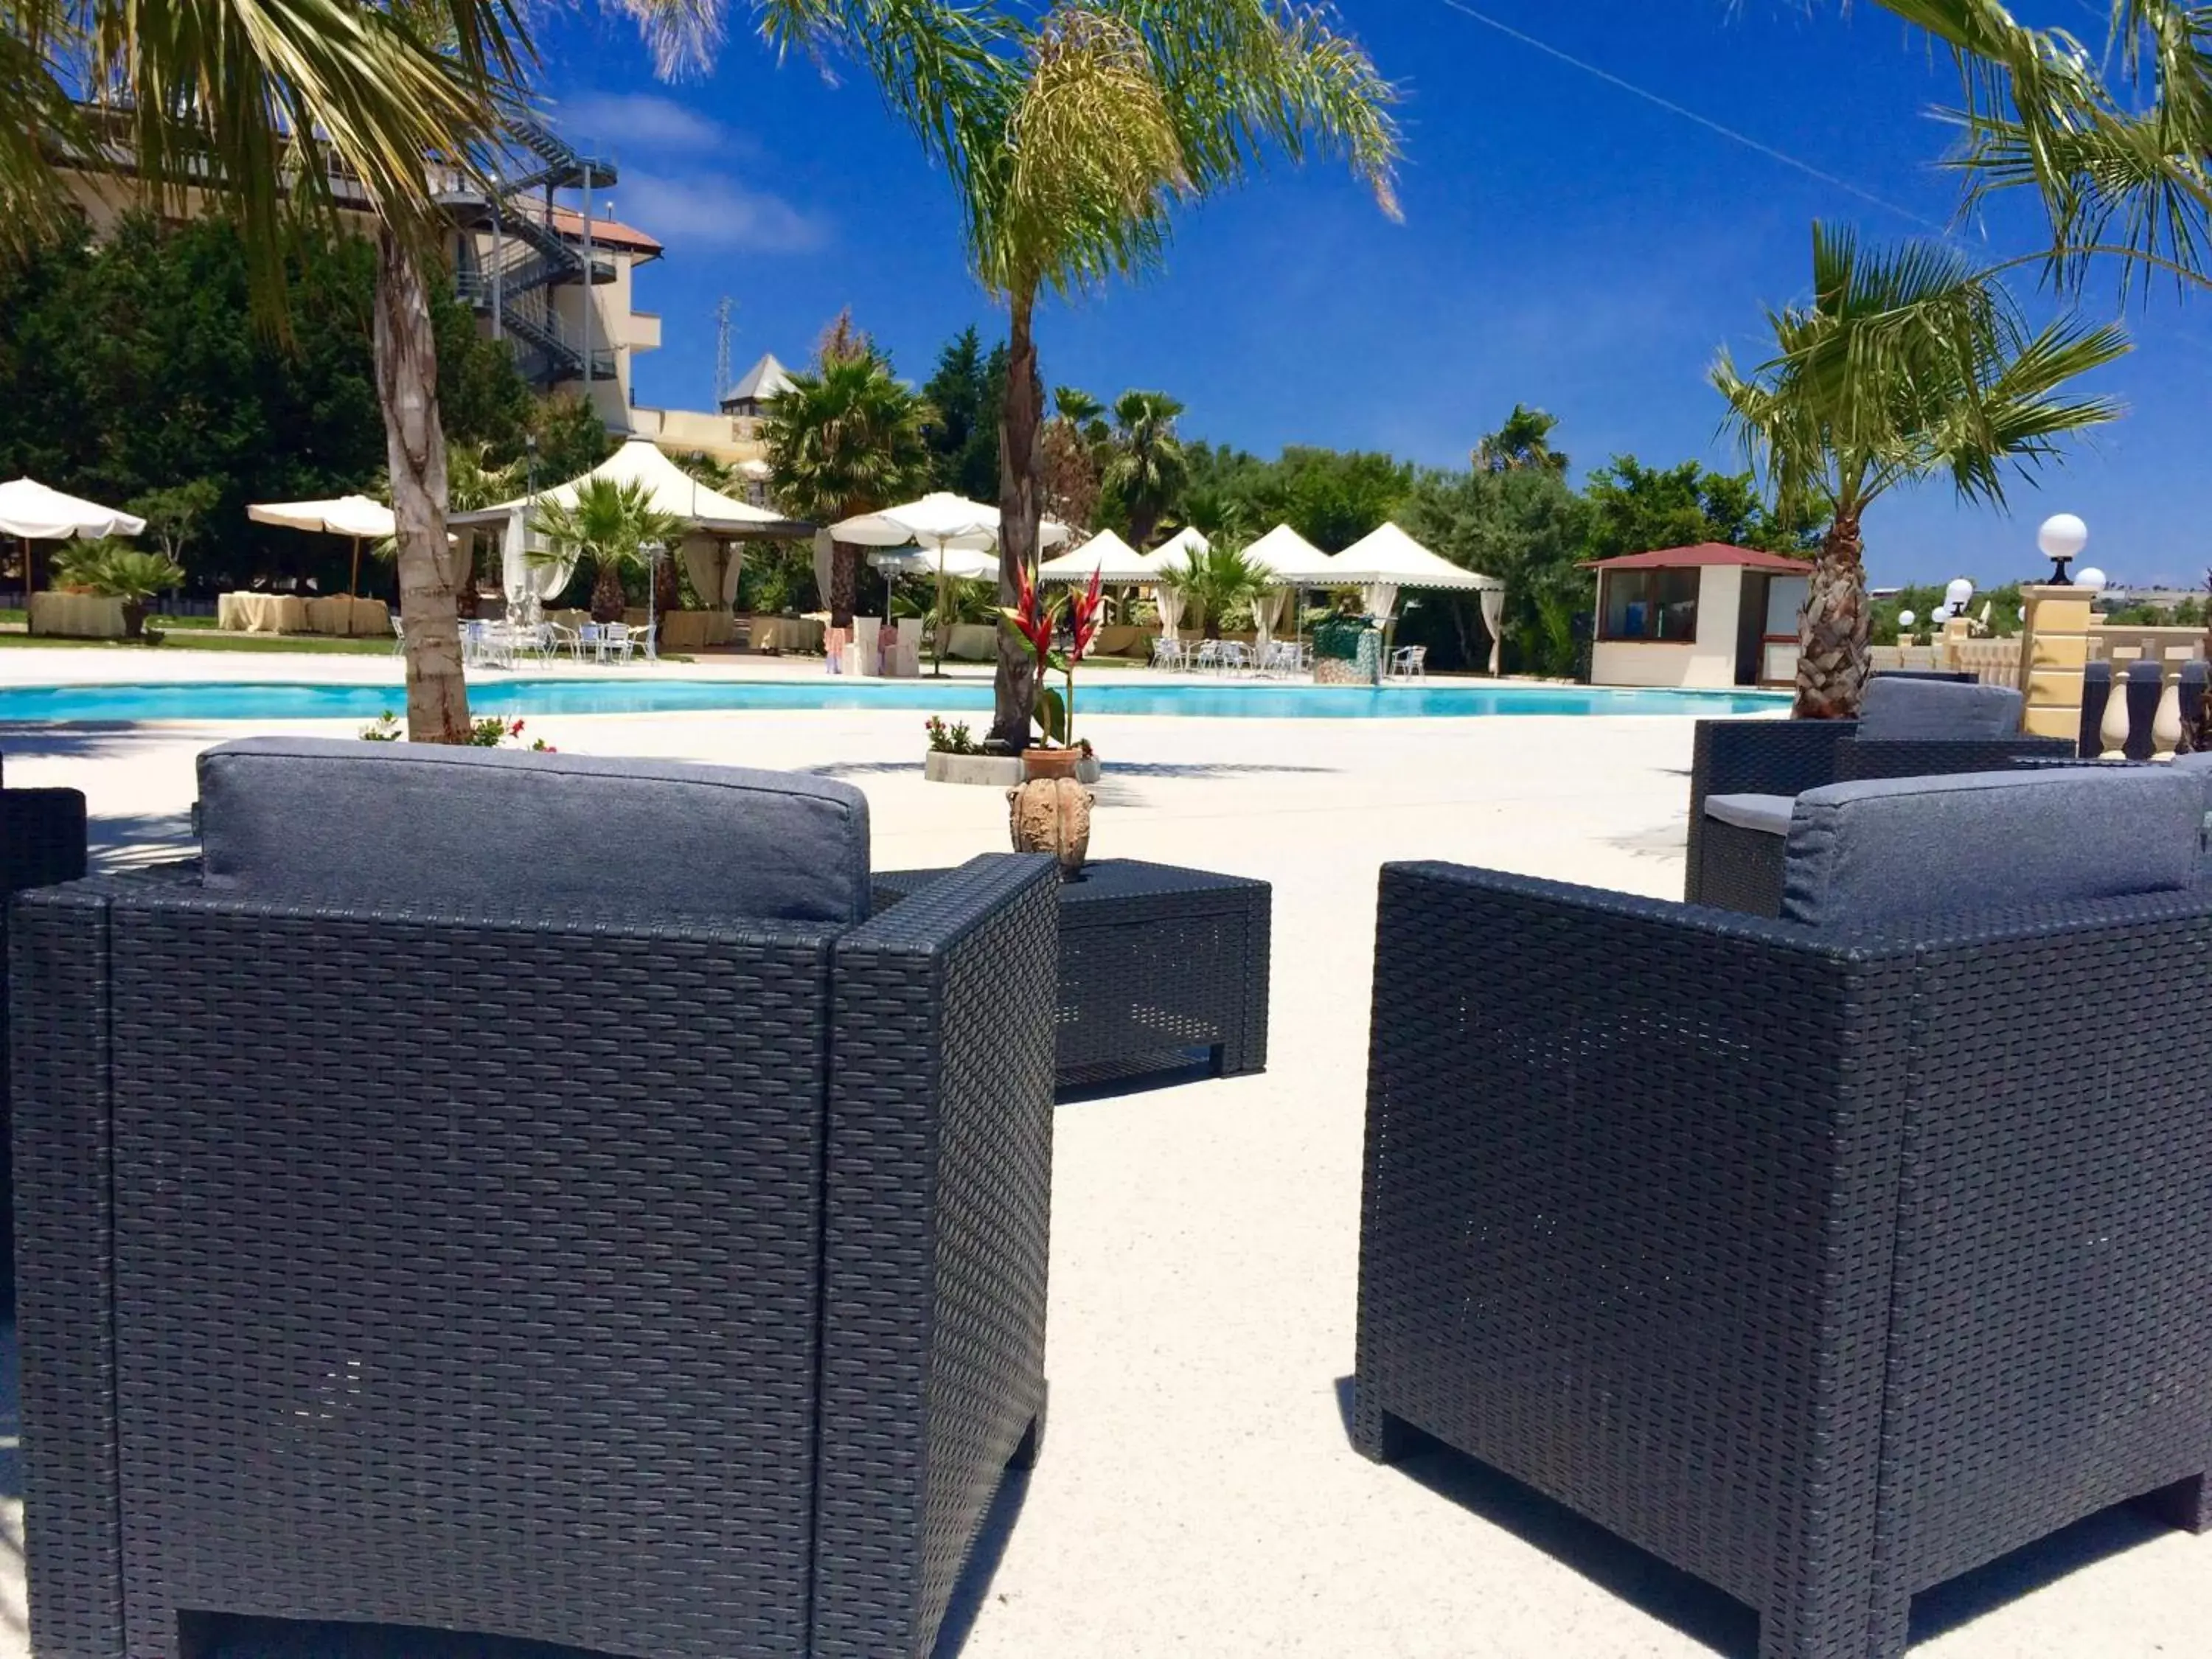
[1332,1375,2188,1657]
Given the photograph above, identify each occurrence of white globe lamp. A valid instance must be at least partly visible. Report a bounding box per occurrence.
[1944,577,1975,613]
[2075,566,2108,596]
[2038,513,2088,584]
[1897,609,1917,630]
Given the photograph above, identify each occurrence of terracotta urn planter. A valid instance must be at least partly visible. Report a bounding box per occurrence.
[1020,747,1085,782]
[1007,778,1094,877]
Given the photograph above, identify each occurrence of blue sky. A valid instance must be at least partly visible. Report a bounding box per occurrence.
[528,1,2212,590]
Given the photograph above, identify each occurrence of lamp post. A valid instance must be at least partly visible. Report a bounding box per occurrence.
[641,539,665,661]
[2039,513,2088,585]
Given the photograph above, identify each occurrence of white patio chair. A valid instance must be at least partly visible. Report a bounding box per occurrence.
[626,623,657,664]
[600,622,633,664]
[1388,644,1426,681]
[546,622,583,662]
[1218,641,1252,676]
[1192,640,1222,674]
[391,616,406,657]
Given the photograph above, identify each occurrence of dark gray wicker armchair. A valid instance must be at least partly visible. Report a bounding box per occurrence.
[11,739,1059,1659]
[1356,764,2212,1659]
[1686,676,2075,910]
[0,752,88,1312]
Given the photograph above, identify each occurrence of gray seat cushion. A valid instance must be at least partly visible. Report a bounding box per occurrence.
[1704,793,1795,836]
[1857,675,2024,740]
[1781,765,2203,930]
[198,737,872,924]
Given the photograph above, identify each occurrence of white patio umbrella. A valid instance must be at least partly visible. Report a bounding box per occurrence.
[0,478,145,594]
[1331,521,1505,672]
[247,494,396,597]
[832,494,1070,671]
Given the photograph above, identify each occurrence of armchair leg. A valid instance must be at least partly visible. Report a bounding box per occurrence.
[1008,1395,1046,1472]
[1349,1385,1419,1465]
[2134,1472,2211,1534]
[1757,1585,1905,1659]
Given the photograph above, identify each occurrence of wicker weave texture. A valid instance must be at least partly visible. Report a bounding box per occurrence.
[1353,863,2212,1659]
[12,883,123,1659]
[875,860,1270,1091]
[15,855,1063,1659]
[815,856,1059,1659]
[0,780,89,1310]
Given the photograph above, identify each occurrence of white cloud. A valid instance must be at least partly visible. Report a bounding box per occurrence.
[554,93,745,162]
[617,168,830,255]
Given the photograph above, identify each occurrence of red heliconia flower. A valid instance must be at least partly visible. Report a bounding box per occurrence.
[1070,567,1104,663]
[1001,560,1057,675]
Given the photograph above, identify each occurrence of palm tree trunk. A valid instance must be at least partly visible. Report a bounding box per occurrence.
[992,287,1046,748]
[375,228,468,742]
[655,550,682,617]
[828,539,859,630]
[1795,510,1871,720]
[590,560,627,623]
[1128,504,1158,553]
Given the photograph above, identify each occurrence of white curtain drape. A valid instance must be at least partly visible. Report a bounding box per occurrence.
[680,535,744,609]
[1156,585,1186,641]
[1253,589,1290,650]
[1479,585,1506,675]
[502,509,575,610]
[1362,582,1400,626]
[811,529,835,612]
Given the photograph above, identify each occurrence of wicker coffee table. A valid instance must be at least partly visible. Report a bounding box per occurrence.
[875,858,1270,1093]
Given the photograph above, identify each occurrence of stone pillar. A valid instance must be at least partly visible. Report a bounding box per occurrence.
[1939,613,1974,672]
[2018,582,2095,742]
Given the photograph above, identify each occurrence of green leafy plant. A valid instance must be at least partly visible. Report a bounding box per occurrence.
[1164,543,1267,641]
[925,715,981,755]
[52,541,186,640]
[1714,222,2127,720]
[531,478,686,623]
[359,710,551,750]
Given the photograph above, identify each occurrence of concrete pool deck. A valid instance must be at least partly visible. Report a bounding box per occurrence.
[0,647,2203,1658]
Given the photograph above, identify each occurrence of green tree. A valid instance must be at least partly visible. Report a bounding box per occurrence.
[760,321,933,629]
[1099,389,1189,550]
[1474,404,1568,475]
[765,0,1400,745]
[1714,223,2129,720]
[1581,456,1810,563]
[0,214,533,598]
[1401,466,1593,677]
[130,479,223,568]
[531,477,685,623]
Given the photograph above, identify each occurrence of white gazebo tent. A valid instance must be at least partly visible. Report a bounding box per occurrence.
[1330,521,1506,673]
[452,436,812,625]
[1037,527,1155,584]
[0,478,145,595]
[247,494,395,597]
[1240,524,1338,652]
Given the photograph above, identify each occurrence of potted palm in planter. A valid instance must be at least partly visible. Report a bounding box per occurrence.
[52,543,185,641]
[531,479,684,624]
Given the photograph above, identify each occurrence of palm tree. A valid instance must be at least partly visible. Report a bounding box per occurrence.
[532,478,686,623]
[1473,404,1568,475]
[1102,389,1189,549]
[1054,385,1110,446]
[759,0,1399,745]
[1165,541,1267,640]
[1869,1,2212,297]
[1713,223,2129,720]
[759,323,933,630]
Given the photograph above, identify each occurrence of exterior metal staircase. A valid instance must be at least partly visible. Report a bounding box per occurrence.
[445,115,619,387]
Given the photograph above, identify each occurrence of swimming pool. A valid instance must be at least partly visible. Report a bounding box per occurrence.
[0,677,1787,724]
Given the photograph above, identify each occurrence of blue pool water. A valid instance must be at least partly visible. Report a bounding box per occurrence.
[0,678,1787,724]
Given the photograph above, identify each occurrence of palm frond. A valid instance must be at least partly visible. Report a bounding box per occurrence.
[1714,220,2128,521]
